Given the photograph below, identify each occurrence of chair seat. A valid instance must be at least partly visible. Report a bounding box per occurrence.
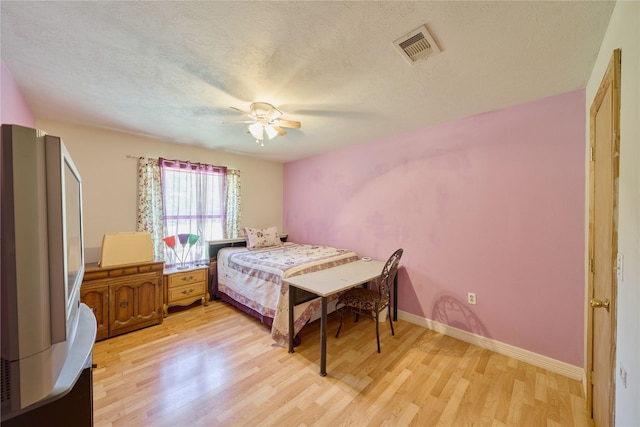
[338,287,389,312]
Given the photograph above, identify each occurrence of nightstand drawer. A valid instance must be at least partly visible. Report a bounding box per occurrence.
[167,281,207,303]
[167,269,207,288]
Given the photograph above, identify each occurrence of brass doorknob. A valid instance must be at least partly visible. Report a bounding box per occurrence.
[590,298,610,311]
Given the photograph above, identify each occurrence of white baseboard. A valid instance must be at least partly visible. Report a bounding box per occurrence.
[398,310,585,382]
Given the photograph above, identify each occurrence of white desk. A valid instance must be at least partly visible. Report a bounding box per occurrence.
[283,259,387,376]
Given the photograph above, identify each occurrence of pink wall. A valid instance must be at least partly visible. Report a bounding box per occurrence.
[1,60,36,127]
[284,90,586,366]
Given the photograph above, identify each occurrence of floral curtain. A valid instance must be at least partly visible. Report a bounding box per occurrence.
[225,169,241,239]
[136,157,164,259]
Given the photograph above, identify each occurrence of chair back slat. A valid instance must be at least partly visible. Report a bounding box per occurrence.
[378,248,403,297]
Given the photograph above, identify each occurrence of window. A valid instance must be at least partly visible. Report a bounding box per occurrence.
[136,157,240,268]
[160,158,226,266]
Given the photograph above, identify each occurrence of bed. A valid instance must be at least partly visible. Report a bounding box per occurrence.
[215,241,359,346]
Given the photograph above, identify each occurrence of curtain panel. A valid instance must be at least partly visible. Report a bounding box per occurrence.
[136,157,164,259]
[225,169,241,239]
[159,158,226,266]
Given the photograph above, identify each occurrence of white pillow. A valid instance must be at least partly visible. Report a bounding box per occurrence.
[243,226,282,250]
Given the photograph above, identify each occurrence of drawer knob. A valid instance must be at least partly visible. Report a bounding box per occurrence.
[120,300,129,308]
[181,289,194,295]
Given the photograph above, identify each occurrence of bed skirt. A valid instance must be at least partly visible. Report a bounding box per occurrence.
[216,289,311,346]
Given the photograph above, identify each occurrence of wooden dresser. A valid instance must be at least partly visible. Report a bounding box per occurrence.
[81,260,164,341]
[163,265,209,316]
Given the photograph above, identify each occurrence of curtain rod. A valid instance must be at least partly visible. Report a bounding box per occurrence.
[126,155,198,165]
[127,155,233,171]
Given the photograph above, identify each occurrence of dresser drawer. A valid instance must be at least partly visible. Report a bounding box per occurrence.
[167,281,206,303]
[167,269,207,288]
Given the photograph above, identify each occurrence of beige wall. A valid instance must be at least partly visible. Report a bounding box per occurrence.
[37,120,284,263]
[584,1,640,424]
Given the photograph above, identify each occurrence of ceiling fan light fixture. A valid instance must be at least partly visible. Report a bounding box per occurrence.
[248,122,264,140]
[264,125,278,140]
[228,102,301,146]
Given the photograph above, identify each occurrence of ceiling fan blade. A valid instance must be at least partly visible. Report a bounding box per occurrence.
[276,119,301,129]
[271,125,287,137]
[229,106,252,116]
[223,120,256,124]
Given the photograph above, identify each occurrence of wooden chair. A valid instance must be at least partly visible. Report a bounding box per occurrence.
[335,248,403,353]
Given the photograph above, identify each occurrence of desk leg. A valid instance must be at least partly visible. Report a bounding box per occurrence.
[320,296,327,377]
[288,285,295,353]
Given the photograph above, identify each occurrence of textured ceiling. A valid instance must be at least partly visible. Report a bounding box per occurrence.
[1,1,615,163]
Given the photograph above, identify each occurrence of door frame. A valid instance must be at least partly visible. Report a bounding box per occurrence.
[586,48,621,425]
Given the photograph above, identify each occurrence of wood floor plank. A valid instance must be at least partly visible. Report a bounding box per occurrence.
[92,300,593,426]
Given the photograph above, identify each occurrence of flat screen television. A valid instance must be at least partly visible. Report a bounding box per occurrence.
[1,124,96,420]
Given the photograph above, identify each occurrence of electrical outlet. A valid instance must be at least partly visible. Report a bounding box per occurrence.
[468,292,476,305]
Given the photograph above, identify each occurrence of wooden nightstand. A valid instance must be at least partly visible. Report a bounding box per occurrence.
[163,265,209,316]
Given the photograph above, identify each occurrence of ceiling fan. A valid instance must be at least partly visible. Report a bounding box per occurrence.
[227,102,301,145]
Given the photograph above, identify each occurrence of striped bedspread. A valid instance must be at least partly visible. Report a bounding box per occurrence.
[217,242,359,346]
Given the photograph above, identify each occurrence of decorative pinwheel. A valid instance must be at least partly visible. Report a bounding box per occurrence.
[163,233,199,269]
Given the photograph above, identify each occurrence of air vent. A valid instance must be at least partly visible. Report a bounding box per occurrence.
[393,25,441,64]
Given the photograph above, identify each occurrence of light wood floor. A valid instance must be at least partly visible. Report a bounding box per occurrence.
[92,300,593,427]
